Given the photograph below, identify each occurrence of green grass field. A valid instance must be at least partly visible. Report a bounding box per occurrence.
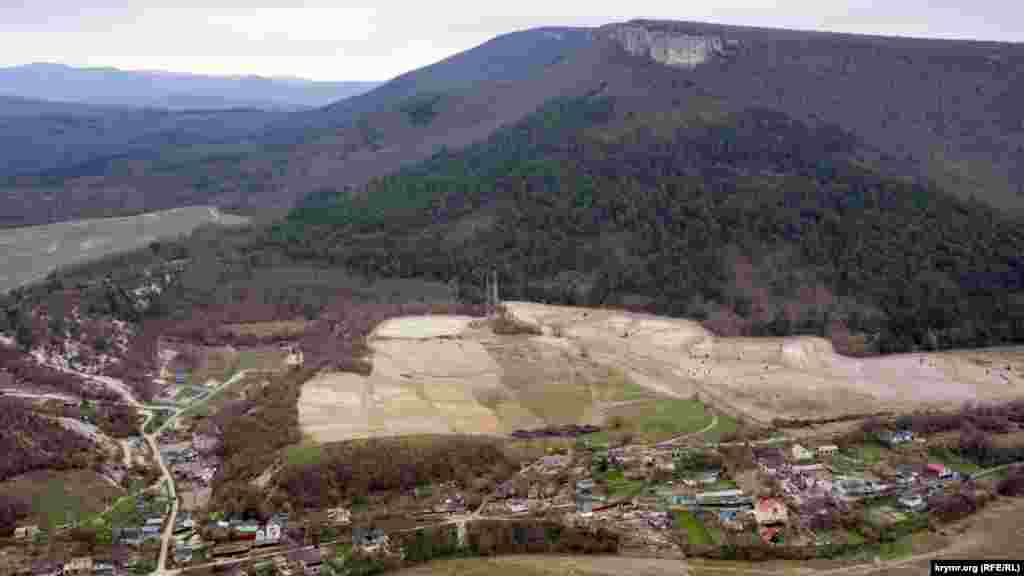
[0,470,124,529]
[846,443,885,463]
[284,443,327,467]
[673,510,713,546]
[234,347,289,373]
[705,524,725,546]
[591,369,654,402]
[703,413,740,443]
[601,470,647,499]
[606,398,714,443]
[928,445,982,473]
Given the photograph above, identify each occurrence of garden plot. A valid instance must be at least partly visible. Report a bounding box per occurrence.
[298,314,657,443]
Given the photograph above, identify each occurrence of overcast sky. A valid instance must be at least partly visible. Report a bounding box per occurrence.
[1,0,1017,81]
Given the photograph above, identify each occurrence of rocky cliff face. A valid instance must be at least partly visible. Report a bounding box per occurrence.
[601,23,738,68]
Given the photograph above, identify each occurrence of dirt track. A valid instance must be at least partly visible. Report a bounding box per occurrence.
[503,302,1024,424]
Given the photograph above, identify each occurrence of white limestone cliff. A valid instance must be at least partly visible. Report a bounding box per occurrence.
[602,23,738,68]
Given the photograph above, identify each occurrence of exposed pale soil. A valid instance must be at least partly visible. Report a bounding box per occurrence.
[503,302,1024,424]
[0,205,248,294]
[298,315,634,442]
[300,303,1024,441]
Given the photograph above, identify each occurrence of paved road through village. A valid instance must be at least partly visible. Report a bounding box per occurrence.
[52,365,253,575]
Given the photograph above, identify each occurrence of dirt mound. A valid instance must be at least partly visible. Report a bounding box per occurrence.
[779,337,838,371]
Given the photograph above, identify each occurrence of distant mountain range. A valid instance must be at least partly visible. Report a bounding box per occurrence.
[0,94,289,191]
[0,62,382,111]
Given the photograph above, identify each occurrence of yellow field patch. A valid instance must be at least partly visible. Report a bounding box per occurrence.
[220,319,312,338]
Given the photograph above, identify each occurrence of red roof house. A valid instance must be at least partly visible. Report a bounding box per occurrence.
[753,497,788,525]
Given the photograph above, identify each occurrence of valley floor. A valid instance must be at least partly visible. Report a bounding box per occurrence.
[0,205,247,294]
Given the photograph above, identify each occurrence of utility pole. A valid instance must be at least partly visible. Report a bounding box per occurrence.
[492,269,499,312]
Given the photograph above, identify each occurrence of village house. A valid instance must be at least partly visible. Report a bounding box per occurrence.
[833,476,880,498]
[63,557,93,575]
[656,458,676,473]
[790,444,814,462]
[760,525,785,545]
[166,355,193,385]
[93,561,114,576]
[893,465,920,484]
[294,548,324,576]
[576,478,595,495]
[352,527,389,553]
[284,344,304,368]
[173,546,194,565]
[437,495,467,514]
[326,507,351,525]
[898,494,927,511]
[753,447,787,475]
[173,513,195,534]
[540,454,571,471]
[575,492,607,514]
[13,525,39,540]
[753,498,788,526]
[696,489,752,508]
[791,463,825,475]
[643,511,672,530]
[926,463,956,480]
[718,509,749,531]
[877,430,914,447]
[495,480,516,499]
[255,520,283,546]
[660,491,696,509]
[816,445,839,457]
[228,522,258,542]
[506,499,530,514]
[697,469,721,484]
[273,555,296,576]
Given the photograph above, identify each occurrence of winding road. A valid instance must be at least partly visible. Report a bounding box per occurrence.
[40,362,253,575]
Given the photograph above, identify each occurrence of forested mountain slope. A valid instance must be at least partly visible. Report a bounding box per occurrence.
[278,88,1024,355]
[8,19,1023,227]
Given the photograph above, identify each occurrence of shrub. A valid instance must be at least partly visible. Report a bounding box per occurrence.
[996,465,1024,496]
[0,493,31,535]
[490,308,542,335]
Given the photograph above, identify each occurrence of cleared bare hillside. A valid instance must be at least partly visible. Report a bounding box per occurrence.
[298,315,651,442]
[503,302,1024,424]
[0,205,248,293]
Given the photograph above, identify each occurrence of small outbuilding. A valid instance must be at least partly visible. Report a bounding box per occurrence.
[816,445,839,457]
